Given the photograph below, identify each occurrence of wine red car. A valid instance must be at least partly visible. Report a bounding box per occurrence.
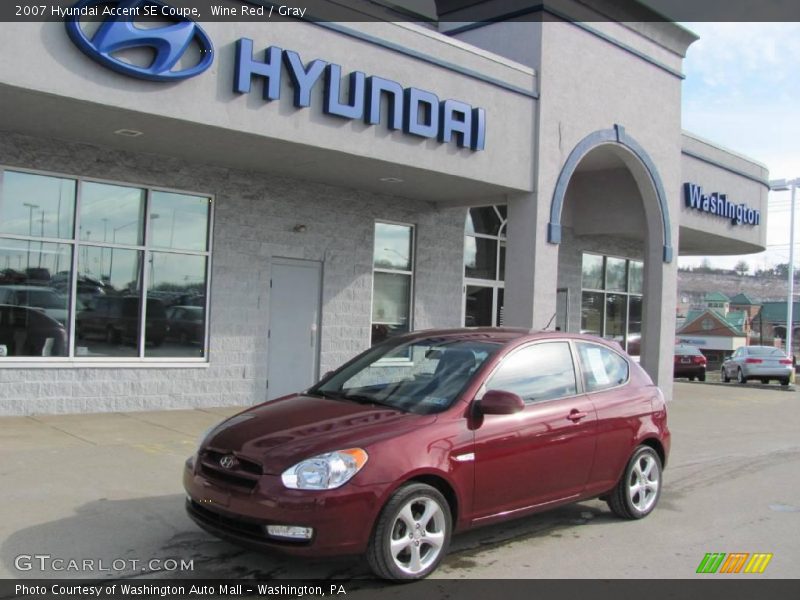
[184,328,669,580]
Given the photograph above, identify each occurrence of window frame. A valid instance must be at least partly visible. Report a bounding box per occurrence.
[580,251,644,354]
[370,219,415,352]
[0,165,214,368]
[463,205,507,327]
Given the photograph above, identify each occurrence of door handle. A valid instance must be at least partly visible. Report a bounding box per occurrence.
[567,409,588,422]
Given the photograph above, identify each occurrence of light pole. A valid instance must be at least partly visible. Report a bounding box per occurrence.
[770,177,800,356]
[22,202,38,269]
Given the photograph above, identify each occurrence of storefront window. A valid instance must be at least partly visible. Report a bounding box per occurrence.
[0,168,212,363]
[580,253,643,355]
[465,285,493,327]
[581,254,604,290]
[463,205,506,326]
[581,291,604,336]
[371,222,414,345]
[606,257,627,292]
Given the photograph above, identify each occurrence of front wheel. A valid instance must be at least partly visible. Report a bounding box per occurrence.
[737,368,748,384]
[607,446,662,520]
[367,483,451,581]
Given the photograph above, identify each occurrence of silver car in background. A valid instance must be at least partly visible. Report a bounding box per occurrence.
[721,346,794,386]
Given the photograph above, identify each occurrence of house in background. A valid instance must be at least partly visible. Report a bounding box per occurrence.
[675,292,753,364]
[754,301,800,354]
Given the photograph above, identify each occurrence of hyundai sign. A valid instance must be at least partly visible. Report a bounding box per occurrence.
[64,0,487,151]
[65,0,214,81]
[684,183,760,226]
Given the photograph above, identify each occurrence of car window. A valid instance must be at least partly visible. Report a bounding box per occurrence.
[748,346,786,357]
[577,342,629,392]
[485,342,577,404]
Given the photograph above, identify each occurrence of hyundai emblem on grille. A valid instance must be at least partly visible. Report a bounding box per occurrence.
[219,455,237,469]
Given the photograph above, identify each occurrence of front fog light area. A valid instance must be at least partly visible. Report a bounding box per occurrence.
[266,525,314,540]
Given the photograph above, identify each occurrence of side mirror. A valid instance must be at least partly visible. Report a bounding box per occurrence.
[477,390,525,415]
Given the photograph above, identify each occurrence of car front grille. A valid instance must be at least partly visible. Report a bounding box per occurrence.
[198,450,262,491]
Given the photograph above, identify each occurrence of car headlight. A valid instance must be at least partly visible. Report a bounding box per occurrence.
[281,448,368,490]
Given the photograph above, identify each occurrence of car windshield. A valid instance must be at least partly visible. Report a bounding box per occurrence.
[310,336,502,414]
[748,347,786,357]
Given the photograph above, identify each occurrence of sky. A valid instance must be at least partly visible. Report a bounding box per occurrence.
[679,22,800,272]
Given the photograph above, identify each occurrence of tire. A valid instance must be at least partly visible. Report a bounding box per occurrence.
[780,378,790,387]
[688,376,695,382]
[367,483,452,581]
[607,445,662,520]
[761,378,769,384]
[721,367,730,383]
[737,368,747,384]
[698,372,706,382]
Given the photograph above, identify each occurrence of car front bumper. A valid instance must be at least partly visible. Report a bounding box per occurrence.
[183,458,391,557]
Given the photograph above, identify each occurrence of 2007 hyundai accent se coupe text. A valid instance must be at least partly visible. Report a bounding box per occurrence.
[184,328,670,580]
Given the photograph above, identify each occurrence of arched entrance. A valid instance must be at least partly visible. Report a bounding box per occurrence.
[547,125,673,382]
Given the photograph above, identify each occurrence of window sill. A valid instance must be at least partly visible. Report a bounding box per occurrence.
[0,360,210,369]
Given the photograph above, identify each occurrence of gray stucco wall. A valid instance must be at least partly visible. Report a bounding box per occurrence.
[0,132,465,415]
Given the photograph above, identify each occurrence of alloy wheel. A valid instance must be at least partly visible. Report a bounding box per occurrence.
[627,453,660,513]
[389,496,446,575]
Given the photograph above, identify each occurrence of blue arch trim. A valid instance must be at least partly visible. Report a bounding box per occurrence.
[547,125,673,263]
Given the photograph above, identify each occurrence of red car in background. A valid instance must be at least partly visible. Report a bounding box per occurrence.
[184,328,670,580]
[673,344,707,381]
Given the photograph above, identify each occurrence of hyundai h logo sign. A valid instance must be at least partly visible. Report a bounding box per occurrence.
[65,0,214,82]
[62,4,486,150]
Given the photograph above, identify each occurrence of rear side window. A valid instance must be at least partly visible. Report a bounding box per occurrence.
[577,342,629,392]
[485,341,577,403]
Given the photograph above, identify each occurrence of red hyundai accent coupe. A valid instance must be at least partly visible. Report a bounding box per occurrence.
[184,328,669,580]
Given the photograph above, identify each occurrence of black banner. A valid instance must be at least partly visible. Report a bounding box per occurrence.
[1,0,799,23]
[3,580,800,600]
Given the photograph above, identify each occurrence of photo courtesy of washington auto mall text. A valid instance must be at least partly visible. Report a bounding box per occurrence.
[11,584,346,599]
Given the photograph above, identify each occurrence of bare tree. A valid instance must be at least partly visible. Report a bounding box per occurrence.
[734,260,750,277]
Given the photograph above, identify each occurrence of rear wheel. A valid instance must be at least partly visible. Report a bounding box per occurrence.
[761,378,769,384]
[737,368,747,384]
[607,445,662,520]
[721,367,730,383]
[367,483,451,581]
[780,378,790,387]
[688,376,695,382]
[698,372,706,382]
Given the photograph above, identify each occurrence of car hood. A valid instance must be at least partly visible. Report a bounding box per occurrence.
[203,394,436,474]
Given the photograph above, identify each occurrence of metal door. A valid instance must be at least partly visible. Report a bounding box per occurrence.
[267,258,322,400]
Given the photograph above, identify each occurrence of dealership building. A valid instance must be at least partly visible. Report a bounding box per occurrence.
[0,0,769,414]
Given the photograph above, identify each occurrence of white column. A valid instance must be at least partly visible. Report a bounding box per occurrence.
[503,192,560,330]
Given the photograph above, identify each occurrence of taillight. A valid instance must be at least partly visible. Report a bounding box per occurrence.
[745,358,763,364]
[693,355,707,365]
[779,359,793,365]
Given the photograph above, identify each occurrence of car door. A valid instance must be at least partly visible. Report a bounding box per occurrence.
[471,341,597,522]
[725,347,743,377]
[575,341,653,496]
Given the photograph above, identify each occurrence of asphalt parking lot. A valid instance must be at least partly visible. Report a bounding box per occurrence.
[1,381,798,580]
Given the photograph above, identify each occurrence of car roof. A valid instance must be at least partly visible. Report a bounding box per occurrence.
[396,327,620,347]
[0,285,57,291]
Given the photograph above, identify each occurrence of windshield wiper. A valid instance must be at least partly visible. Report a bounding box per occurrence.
[341,393,398,410]
[307,389,343,400]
